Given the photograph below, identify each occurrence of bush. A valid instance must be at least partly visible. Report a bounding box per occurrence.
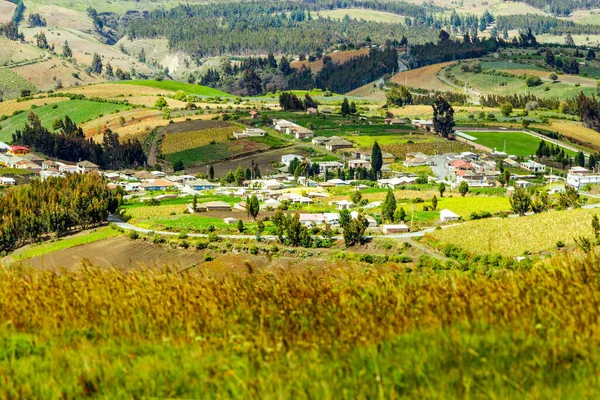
[525,75,542,87]
[128,230,140,240]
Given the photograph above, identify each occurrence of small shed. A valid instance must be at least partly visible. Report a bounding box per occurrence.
[381,224,409,234]
[440,209,460,223]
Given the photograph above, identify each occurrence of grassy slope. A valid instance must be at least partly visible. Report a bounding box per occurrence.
[430,207,599,257]
[120,80,232,97]
[451,64,597,99]
[7,227,122,262]
[0,100,129,143]
[0,69,38,101]
[317,8,406,23]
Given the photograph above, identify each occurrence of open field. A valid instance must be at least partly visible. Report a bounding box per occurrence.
[563,9,600,25]
[0,100,129,143]
[426,195,511,218]
[290,48,370,74]
[488,1,549,15]
[0,97,69,117]
[463,130,545,156]
[21,27,152,74]
[25,0,198,13]
[449,64,598,99]
[4,227,122,263]
[11,58,102,91]
[0,37,44,66]
[0,69,38,101]
[64,83,170,98]
[28,4,95,30]
[537,34,600,47]
[0,1,16,24]
[120,80,232,97]
[390,62,454,92]
[161,121,237,154]
[317,8,406,23]
[347,132,438,148]
[430,208,600,257]
[80,108,162,138]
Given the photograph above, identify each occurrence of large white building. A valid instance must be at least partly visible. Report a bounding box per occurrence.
[567,167,600,189]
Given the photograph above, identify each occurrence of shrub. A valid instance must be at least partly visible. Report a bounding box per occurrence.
[204,253,215,261]
[128,230,139,240]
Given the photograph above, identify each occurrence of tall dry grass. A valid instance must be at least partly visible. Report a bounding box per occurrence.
[2,256,600,397]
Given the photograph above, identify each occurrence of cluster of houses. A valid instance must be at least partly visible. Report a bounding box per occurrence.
[273,119,315,139]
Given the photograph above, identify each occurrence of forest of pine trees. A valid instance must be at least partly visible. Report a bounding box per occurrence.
[0,173,119,252]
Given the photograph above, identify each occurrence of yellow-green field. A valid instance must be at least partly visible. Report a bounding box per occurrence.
[161,126,236,154]
[317,8,406,24]
[430,208,600,257]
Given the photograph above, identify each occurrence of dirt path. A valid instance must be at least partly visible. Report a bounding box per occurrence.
[147,127,164,167]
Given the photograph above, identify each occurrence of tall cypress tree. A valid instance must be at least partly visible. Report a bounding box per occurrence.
[371,141,383,178]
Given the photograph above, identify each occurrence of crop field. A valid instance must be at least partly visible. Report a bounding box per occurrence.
[536,120,600,150]
[347,132,438,148]
[4,254,600,397]
[537,34,600,47]
[120,80,232,97]
[0,69,38,101]
[317,8,406,23]
[565,9,600,25]
[383,140,472,158]
[424,196,511,218]
[80,108,162,138]
[430,207,600,257]
[165,139,268,167]
[136,215,231,232]
[161,120,237,154]
[0,100,130,143]
[463,130,556,156]
[390,62,455,92]
[488,1,549,15]
[64,83,169,98]
[290,48,370,74]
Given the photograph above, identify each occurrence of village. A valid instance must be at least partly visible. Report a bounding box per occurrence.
[2,113,598,238]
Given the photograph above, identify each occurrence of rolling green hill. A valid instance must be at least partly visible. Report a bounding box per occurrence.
[120,80,233,97]
[0,100,129,143]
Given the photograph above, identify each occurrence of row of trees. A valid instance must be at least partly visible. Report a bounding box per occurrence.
[279,92,318,111]
[12,112,147,170]
[0,173,119,252]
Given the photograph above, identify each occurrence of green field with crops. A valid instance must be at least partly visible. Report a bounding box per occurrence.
[0,100,129,143]
[120,80,232,97]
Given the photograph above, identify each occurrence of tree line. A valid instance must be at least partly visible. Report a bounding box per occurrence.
[12,112,147,170]
[0,173,119,252]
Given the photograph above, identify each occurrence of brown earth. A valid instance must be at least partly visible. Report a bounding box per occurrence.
[290,48,371,74]
[31,5,94,31]
[165,119,232,134]
[0,0,16,24]
[390,62,455,91]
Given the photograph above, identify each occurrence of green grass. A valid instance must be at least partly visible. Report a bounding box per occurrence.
[450,64,597,100]
[8,227,121,261]
[164,143,233,167]
[249,134,290,148]
[0,168,36,176]
[425,196,511,218]
[0,69,37,101]
[348,133,438,147]
[120,80,232,97]
[463,130,575,157]
[137,215,230,232]
[0,100,129,143]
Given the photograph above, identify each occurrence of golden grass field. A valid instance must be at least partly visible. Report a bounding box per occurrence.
[317,8,406,23]
[535,120,600,150]
[0,37,44,66]
[11,59,102,91]
[0,96,69,117]
[64,83,172,98]
[0,0,16,24]
[430,208,600,257]
[390,62,455,92]
[290,48,370,74]
[161,126,237,154]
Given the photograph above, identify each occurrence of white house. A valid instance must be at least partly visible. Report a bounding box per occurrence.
[318,161,344,174]
[281,154,304,167]
[567,171,600,189]
[348,159,371,169]
[440,209,460,223]
[0,177,16,185]
[520,160,546,173]
[233,128,266,139]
